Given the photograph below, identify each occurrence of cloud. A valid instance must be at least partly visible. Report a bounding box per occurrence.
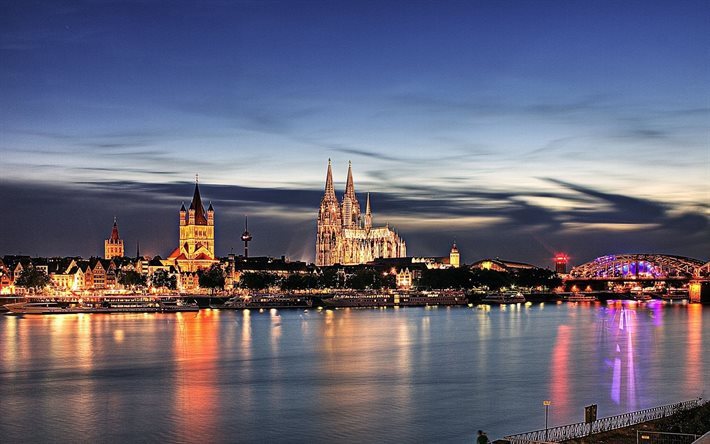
[1,177,707,266]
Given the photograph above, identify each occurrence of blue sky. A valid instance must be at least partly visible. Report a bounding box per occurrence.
[1,0,708,266]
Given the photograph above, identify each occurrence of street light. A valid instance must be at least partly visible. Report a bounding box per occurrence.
[543,400,551,441]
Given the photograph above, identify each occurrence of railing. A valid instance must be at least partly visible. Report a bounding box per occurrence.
[503,398,703,444]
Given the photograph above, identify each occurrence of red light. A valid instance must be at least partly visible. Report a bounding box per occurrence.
[555,254,569,264]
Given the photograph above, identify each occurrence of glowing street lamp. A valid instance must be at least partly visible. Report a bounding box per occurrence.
[543,400,552,440]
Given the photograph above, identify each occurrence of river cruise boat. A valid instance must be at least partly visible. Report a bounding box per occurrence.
[221,294,313,309]
[661,288,689,300]
[566,293,598,302]
[481,292,526,304]
[4,296,199,314]
[321,290,468,308]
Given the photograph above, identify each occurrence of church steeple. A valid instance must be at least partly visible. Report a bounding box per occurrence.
[341,160,361,228]
[110,217,120,241]
[104,217,124,259]
[189,175,207,225]
[324,158,336,201]
[365,193,372,229]
[344,160,356,200]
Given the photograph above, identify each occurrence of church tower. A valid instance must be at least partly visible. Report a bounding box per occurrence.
[316,159,342,266]
[341,161,361,228]
[104,218,124,259]
[449,242,460,268]
[167,176,216,272]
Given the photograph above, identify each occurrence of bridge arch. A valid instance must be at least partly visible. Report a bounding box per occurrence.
[569,254,705,280]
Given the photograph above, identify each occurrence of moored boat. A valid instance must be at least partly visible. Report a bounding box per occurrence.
[4,297,199,314]
[566,293,598,302]
[481,292,526,304]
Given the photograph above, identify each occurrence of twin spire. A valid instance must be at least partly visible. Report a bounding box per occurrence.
[324,160,359,199]
[321,160,373,229]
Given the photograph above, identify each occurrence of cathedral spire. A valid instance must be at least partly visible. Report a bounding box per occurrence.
[324,159,336,200]
[365,193,372,229]
[344,160,356,199]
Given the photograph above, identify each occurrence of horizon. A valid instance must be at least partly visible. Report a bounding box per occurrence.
[1,1,708,267]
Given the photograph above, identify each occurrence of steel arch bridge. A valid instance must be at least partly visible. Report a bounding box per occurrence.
[569,254,708,280]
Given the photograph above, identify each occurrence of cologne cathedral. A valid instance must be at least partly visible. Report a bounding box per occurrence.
[316,160,406,266]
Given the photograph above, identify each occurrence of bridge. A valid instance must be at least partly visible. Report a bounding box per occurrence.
[565,254,710,303]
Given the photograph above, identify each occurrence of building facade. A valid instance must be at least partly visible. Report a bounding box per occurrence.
[104,218,124,259]
[167,179,217,272]
[316,160,406,266]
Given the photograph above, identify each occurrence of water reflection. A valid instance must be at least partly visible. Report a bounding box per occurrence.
[0,304,708,442]
[172,310,218,441]
[550,325,570,420]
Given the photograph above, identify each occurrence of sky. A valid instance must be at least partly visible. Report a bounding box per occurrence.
[1,0,708,267]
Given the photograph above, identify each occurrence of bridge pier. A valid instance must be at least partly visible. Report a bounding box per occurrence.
[690,281,710,304]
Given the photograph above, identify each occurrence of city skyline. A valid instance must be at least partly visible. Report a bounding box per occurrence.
[1,1,708,266]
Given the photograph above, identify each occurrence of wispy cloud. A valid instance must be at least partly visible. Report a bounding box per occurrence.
[1,178,706,265]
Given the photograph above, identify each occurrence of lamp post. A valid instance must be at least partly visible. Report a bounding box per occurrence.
[543,400,551,441]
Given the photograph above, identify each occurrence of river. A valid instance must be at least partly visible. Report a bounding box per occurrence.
[0,301,707,442]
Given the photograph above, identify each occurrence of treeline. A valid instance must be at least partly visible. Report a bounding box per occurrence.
[230,267,561,291]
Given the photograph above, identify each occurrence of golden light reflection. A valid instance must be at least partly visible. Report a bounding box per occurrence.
[685,304,702,391]
[172,311,219,440]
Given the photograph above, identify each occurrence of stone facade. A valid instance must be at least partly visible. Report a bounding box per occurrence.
[316,160,406,266]
[167,179,217,272]
[104,219,124,259]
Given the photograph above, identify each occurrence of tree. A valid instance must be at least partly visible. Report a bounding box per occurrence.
[417,268,473,289]
[346,269,394,290]
[15,267,51,293]
[238,272,277,291]
[317,269,342,289]
[199,264,226,292]
[281,273,319,291]
[151,269,176,290]
[513,268,562,290]
[118,270,147,288]
[470,269,512,291]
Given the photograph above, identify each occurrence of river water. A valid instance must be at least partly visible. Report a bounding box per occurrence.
[1,302,707,443]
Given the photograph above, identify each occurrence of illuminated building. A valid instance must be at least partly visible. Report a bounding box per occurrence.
[396,268,413,289]
[166,177,217,272]
[470,258,537,273]
[449,242,460,268]
[316,160,406,266]
[104,218,124,259]
[554,254,569,274]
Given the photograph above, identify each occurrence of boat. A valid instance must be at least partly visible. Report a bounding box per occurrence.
[220,294,313,309]
[662,288,689,300]
[481,292,526,304]
[566,293,598,302]
[631,293,653,301]
[4,297,199,314]
[321,290,468,308]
